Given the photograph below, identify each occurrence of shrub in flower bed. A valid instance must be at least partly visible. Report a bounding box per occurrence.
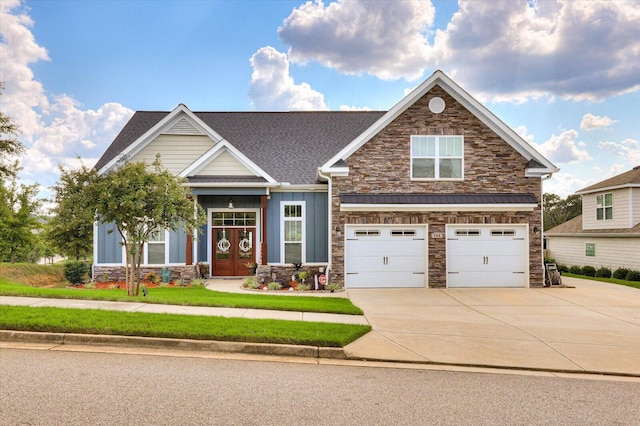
[64,261,89,285]
[581,266,596,277]
[626,270,640,282]
[613,268,630,280]
[595,267,611,278]
[569,265,582,274]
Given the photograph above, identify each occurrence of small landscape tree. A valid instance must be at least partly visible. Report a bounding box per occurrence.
[92,156,205,296]
[0,82,24,180]
[46,161,98,260]
[0,165,40,263]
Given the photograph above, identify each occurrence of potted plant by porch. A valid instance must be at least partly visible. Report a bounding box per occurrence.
[246,261,257,275]
[197,262,209,278]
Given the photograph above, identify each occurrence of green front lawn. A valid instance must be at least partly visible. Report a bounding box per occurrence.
[0,305,370,347]
[0,279,363,315]
[562,273,640,290]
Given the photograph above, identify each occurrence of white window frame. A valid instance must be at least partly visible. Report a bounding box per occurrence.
[144,228,168,265]
[280,201,305,264]
[411,135,464,180]
[596,193,613,221]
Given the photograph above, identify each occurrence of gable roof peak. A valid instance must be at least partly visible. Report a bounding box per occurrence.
[320,69,558,178]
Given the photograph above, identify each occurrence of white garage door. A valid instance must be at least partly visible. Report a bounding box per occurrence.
[345,226,427,288]
[447,226,527,288]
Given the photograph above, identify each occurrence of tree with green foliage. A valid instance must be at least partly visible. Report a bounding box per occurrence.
[46,161,98,260]
[92,155,206,296]
[543,193,582,231]
[0,82,24,179]
[0,168,40,263]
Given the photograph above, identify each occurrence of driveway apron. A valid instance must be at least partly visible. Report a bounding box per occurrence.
[344,277,640,375]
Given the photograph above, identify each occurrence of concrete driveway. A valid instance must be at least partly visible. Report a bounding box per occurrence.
[345,277,640,376]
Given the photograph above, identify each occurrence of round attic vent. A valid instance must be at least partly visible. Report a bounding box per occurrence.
[428,97,445,114]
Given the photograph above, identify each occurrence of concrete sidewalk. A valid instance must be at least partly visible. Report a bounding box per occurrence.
[0,295,369,325]
[344,277,640,376]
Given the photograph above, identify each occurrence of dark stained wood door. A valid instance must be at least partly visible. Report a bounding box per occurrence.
[212,228,256,276]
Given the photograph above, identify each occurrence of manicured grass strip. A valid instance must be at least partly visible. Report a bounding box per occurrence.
[0,280,363,315]
[0,305,371,348]
[562,273,640,290]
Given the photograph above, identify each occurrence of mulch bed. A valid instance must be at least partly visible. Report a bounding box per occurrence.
[69,281,182,289]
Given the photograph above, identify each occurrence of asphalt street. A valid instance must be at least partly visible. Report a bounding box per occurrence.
[1,347,639,425]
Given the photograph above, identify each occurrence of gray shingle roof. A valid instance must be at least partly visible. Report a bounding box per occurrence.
[95,111,385,185]
[340,193,538,205]
[545,215,640,236]
[576,165,640,194]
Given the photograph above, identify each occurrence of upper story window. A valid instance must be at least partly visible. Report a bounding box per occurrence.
[411,135,463,180]
[596,193,612,220]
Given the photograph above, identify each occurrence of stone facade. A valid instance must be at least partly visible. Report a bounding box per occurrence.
[330,85,544,288]
[93,265,197,283]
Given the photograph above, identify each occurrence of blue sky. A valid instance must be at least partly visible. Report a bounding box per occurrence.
[1,0,639,208]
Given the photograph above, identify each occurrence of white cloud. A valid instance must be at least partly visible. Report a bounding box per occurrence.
[0,0,50,140]
[533,129,590,164]
[543,172,592,197]
[276,1,640,101]
[0,1,133,197]
[434,0,640,102]
[599,138,640,164]
[513,125,535,144]
[278,0,436,81]
[248,46,327,111]
[579,113,618,131]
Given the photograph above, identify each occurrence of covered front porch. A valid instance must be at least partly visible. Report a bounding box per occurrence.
[193,189,269,278]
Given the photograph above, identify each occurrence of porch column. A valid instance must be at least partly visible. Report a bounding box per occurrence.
[261,195,268,265]
[186,234,193,265]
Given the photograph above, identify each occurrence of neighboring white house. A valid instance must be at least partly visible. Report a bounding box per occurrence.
[545,166,640,271]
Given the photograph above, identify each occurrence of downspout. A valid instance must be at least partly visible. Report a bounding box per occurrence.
[540,173,554,285]
[317,168,332,285]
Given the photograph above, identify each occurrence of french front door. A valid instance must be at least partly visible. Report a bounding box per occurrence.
[212,228,255,276]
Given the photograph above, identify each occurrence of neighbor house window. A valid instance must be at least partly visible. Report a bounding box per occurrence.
[596,193,612,220]
[281,202,305,264]
[411,135,463,179]
[146,228,167,264]
[585,243,595,257]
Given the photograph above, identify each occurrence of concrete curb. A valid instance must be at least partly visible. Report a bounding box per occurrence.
[3,330,639,378]
[0,330,347,360]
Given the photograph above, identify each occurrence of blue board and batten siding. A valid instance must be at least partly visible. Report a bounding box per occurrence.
[194,192,328,265]
[169,228,187,264]
[96,222,122,264]
[96,191,328,266]
[97,222,188,264]
[267,192,328,264]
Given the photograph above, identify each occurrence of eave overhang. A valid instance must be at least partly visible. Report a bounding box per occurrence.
[340,193,538,212]
[340,203,537,212]
[576,183,640,196]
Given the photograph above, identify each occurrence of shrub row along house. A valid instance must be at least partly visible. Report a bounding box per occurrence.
[93,70,558,288]
[545,166,640,271]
